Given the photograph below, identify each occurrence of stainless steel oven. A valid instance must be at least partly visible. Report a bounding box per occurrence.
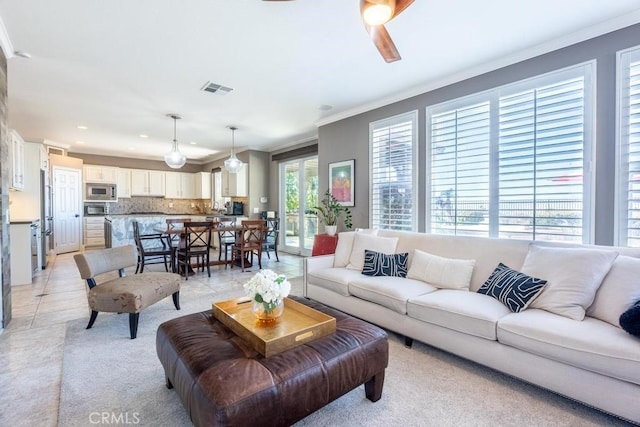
[86,184,117,201]
[84,203,107,216]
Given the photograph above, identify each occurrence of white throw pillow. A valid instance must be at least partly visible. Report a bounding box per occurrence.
[406,249,475,290]
[522,245,619,321]
[586,255,640,327]
[346,233,398,271]
[333,229,379,268]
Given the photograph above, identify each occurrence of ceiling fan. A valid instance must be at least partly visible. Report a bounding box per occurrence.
[262,0,414,63]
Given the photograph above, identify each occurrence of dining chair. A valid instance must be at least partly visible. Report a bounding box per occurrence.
[175,221,214,280]
[231,220,265,272]
[165,217,192,247]
[132,220,173,273]
[262,218,280,262]
[215,216,237,262]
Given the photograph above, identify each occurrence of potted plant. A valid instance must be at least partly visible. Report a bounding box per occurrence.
[313,189,353,235]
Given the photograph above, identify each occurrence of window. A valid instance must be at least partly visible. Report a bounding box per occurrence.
[370,111,417,231]
[427,63,594,243]
[617,46,640,247]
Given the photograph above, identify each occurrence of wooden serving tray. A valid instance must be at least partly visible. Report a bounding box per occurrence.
[212,297,336,357]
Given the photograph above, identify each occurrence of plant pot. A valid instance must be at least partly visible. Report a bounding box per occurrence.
[252,298,284,325]
[325,225,337,236]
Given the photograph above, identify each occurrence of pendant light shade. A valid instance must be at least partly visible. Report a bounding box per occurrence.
[164,113,187,169]
[224,126,244,173]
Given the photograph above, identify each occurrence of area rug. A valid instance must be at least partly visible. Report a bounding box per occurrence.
[59,277,629,426]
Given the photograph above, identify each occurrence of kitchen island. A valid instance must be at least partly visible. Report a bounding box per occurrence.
[105,214,209,248]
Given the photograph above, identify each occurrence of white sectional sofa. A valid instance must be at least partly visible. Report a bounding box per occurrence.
[303,230,640,423]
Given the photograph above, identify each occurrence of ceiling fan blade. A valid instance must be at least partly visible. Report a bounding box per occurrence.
[366,24,401,63]
[392,0,414,19]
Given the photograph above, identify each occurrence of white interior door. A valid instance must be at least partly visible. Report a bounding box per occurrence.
[53,167,82,254]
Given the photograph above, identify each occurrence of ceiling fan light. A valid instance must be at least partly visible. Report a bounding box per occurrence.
[363,4,394,26]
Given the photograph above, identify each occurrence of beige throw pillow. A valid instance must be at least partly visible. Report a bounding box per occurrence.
[333,229,379,268]
[346,233,398,271]
[407,249,475,290]
[522,245,619,321]
[586,255,640,327]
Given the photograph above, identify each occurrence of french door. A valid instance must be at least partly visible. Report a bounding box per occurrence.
[280,156,318,256]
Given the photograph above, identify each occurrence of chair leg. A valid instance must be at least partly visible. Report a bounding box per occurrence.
[257,250,262,269]
[140,259,145,274]
[135,257,141,274]
[206,253,211,277]
[129,313,140,339]
[163,256,169,272]
[274,245,279,262]
[172,291,180,310]
[86,310,99,329]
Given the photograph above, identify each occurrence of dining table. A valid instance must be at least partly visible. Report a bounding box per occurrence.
[154,224,249,271]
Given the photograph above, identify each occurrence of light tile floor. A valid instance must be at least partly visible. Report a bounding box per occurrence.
[0,248,303,426]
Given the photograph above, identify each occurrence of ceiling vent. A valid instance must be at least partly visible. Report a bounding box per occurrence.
[200,81,233,96]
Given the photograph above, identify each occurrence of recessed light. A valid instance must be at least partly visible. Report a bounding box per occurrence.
[13,50,31,59]
[139,134,148,138]
[76,141,85,145]
[77,125,88,130]
[128,147,135,151]
[190,141,197,145]
[318,104,333,111]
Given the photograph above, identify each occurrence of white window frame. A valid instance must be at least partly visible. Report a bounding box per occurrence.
[615,46,640,246]
[369,110,419,231]
[426,61,595,243]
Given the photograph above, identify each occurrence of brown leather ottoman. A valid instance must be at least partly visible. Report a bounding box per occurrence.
[156,296,388,427]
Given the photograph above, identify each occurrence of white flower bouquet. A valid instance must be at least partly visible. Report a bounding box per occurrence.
[243,269,291,315]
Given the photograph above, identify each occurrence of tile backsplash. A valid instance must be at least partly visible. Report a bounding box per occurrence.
[106,196,249,216]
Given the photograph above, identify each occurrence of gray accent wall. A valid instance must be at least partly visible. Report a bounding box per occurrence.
[318,23,640,246]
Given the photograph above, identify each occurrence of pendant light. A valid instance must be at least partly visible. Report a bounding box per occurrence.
[224,126,244,173]
[164,113,187,169]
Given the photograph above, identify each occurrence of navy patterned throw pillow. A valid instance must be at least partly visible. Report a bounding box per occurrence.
[362,250,408,278]
[619,300,640,337]
[477,263,547,313]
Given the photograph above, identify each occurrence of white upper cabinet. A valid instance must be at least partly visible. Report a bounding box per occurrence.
[195,172,212,199]
[221,166,247,197]
[131,169,165,196]
[117,169,131,198]
[165,172,196,199]
[9,130,25,190]
[84,165,118,184]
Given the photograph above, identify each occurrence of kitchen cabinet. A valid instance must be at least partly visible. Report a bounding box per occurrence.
[221,166,247,197]
[9,130,25,190]
[165,172,196,199]
[84,216,105,247]
[195,172,212,199]
[10,220,39,285]
[130,169,165,196]
[84,165,118,184]
[117,168,131,198]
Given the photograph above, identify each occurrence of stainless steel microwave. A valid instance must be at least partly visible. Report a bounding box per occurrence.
[86,184,117,201]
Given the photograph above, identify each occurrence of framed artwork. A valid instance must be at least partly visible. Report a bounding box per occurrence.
[329,159,355,207]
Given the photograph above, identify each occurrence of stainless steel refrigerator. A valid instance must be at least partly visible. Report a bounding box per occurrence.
[40,169,52,269]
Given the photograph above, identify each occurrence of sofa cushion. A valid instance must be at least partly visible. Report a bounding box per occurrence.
[362,250,408,277]
[407,290,511,340]
[346,234,399,271]
[620,300,640,337]
[333,229,379,267]
[306,268,364,296]
[477,263,547,313]
[348,276,437,314]
[522,245,619,321]
[587,255,640,327]
[406,249,475,290]
[497,309,640,386]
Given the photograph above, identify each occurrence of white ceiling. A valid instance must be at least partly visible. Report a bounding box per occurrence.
[1,1,640,164]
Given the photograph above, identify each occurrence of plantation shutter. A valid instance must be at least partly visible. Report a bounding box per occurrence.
[370,111,417,231]
[429,102,491,236]
[618,47,640,247]
[498,76,585,242]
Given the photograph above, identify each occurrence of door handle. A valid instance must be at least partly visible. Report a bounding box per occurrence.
[75,214,80,218]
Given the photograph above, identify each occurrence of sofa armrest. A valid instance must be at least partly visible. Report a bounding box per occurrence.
[303,255,335,297]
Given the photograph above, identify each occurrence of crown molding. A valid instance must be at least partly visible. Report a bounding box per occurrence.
[316,10,640,128]
[0,15,14,59]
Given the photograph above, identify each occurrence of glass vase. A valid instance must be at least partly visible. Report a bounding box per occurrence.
[252,298,284,325]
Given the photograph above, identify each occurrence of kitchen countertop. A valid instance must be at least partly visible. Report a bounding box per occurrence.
[10,217,40,224]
